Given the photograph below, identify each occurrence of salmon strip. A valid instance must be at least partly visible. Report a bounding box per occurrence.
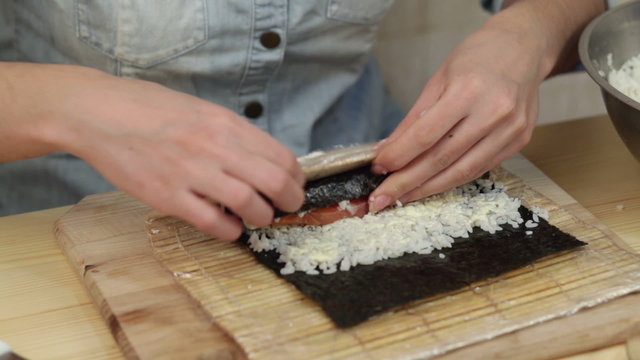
[272,196,369,226]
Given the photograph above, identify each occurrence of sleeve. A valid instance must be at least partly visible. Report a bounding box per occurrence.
[481,0,504,13]
[607,0,636,8]
[485,0,612,11]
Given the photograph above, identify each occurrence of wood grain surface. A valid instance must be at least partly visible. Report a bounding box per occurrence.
[54,192,244,360]
[0,206,123,360]
[522,117,640,252]
[52,152,640,359]
[1,115,639,360]
[146,161,640,359]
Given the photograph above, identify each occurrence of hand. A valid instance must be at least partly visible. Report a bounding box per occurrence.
[46,66,305,240]
[369,19,546,212]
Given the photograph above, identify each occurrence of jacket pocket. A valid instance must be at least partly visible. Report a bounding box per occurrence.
[75,0,207,68]
[326,0,394,24]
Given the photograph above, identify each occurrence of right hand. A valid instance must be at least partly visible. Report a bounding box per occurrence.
[48,66,305,240]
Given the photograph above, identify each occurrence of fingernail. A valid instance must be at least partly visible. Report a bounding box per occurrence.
[398,194,411,204]
[370,194,391,213]
[374,138,388,151]
[371,164,389,175]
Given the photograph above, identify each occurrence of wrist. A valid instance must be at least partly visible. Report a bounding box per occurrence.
[488,0,605,77]
[481,6,555,80]
[1,63,111,158]
[0,63,65,159]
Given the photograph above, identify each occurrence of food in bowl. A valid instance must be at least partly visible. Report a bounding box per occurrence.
[608,53,640,103]
[578,0,640,162]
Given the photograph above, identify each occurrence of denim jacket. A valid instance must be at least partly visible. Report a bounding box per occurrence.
[0,0,404,214]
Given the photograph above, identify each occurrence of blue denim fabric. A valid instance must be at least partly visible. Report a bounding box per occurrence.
[0,0,403,214]
[483,0,611,12]
[606,0,624,8]
[481,0,503,12]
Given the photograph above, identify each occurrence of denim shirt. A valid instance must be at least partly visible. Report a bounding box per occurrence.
[0,0,404,215]
[482,0,611,11]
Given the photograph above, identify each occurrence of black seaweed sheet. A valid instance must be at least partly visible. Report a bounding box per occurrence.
[275,168,489,217]
[274,166,386,217]
[244,207,586,328]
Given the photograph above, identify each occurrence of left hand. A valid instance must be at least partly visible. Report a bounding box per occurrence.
[369,19,546,212]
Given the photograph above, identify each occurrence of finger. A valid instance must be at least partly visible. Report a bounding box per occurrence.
[381,70,447,147]
[371,87,520,208]
[192,169,275,228]
[373,87,470,174]
[208,109,305,187]
[369,111,495,211]
[398,117,532,203]
[221,150,305,213]
[233,121,305,187]
[246,141,305,187]
[169,191,244,241]
[399,144,504,204]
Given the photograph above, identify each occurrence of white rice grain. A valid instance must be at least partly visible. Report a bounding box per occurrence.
[609,53,640,103]
[530,205,549,221]
[338,200,357,215]
[248,180,524,275]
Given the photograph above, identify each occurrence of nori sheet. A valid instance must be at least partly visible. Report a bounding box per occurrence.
[274,166,386,217]
[243,207,586,328]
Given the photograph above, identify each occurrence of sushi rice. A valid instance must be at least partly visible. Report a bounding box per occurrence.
[608,52,640,103]
[248,179,534,275]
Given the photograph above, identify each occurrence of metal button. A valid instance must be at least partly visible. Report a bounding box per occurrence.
[260,31,281,49]
[244,102,264,119]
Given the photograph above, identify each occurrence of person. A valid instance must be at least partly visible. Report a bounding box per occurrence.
[0,0,605,240]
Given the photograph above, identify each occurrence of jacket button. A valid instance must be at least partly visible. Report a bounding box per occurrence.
[260,31,281,49]
[244,102,264,119]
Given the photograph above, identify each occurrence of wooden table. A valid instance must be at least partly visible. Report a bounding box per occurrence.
[0,115,639,360]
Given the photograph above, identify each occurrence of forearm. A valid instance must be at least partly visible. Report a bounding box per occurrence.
[0,60,305,239]
[0,62,90,161]
[493,0,605,77]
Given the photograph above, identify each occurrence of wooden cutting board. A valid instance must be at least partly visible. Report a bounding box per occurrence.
[54,154,640,359]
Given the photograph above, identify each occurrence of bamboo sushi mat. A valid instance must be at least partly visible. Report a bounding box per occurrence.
[146,168,640,359]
